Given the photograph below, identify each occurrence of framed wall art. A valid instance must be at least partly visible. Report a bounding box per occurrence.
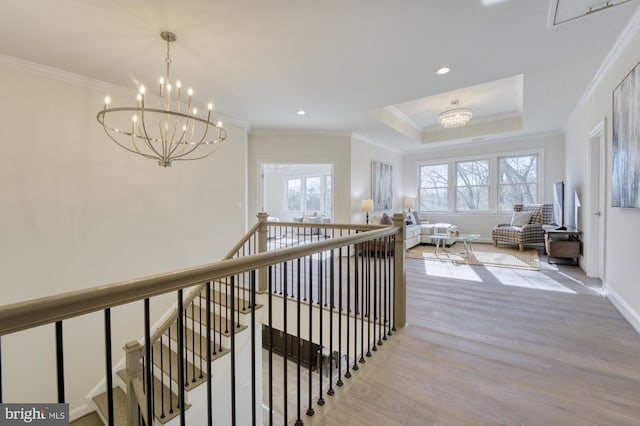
[372,161,392,210]
[612,60,640,208]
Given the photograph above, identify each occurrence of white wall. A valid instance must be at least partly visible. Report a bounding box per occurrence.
[401,134,565,241]
[248,132,351,223]
[350,136,403,224]
[564,12,640,332]
[0,59,249,415]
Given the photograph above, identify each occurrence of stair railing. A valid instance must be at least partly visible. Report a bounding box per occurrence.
[0,213,406,426]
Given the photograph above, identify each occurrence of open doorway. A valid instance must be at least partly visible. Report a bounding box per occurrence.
[261,163,334,222]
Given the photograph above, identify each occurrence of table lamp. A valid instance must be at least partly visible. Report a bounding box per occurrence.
[361,199,374,224]
[403,197,415,212]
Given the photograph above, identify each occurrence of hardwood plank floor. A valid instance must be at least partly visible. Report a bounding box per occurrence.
[304,248,640,425]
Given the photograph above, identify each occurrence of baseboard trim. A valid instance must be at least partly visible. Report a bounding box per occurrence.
[70,404,92,422]
[604,281,640,335]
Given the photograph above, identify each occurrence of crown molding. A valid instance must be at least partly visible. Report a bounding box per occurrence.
[401,130,564,155]
[564,4,640,129]
[0,52,250,130]
[249,129,351,138]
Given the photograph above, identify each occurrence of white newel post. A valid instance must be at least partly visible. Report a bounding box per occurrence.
[392,213,406,328]
[257,212,269,293]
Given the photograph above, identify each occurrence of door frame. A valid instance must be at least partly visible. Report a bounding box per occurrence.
[586,119,607,279]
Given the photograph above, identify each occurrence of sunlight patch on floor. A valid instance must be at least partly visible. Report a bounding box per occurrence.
[486,268,577,294]
[422,260,483,282]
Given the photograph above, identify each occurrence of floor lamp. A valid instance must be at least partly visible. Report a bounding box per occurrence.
[361,199,374,224]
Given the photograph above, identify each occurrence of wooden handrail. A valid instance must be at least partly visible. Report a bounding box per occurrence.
[0,226,399,336]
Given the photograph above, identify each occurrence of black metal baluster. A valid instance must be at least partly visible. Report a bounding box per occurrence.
[337,244,345,386]
[268,265,274,426]
[55,321,65,403]
[242,245,248,315]
[217,280,223,353]
[168,328,174,414]
[199,294,203,379]
[366,243,372,358]
[391,236,396,333]
[230,276,237,426]
[328,248,335,396]
[318,251,325,406]
[143,299,153,422]
[191,302,196,384]
[150,346,156,421]
[296,258,302,426]
[251,270,257,426]
[353,242,359,371]
[360,242,366,364]
[384,236,389,340]
[177,291,186,426]
[307,255,315,417]
[345,242,351,379]
[159,334,165,420]
[225,277,230,338]
[206,282,213,426]
[283,261,289,424]
[104,310,114,426]
[373,238,379,352]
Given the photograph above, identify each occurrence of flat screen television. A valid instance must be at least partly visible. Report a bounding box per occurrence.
[552,181,564,227]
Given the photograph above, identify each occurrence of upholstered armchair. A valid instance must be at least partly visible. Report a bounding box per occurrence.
[492,204,553,251]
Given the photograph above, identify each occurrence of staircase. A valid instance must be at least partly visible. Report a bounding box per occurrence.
[77,283,260,426]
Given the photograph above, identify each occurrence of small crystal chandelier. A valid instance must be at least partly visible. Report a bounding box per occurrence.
[438,100,473,128]
[97,31,227,167]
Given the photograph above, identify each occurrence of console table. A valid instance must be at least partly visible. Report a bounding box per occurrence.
[544,229,582,265]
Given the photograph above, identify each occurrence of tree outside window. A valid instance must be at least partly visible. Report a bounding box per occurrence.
[418,164,448,211]
[498,154,538,210]
[456,160,489,211]
[287,178,301,211]
[305,176,322,211]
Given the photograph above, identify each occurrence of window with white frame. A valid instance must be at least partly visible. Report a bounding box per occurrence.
[498,154,538,211]
[417,151,541,213]
[286,175,332,213]
[456,160,490,211]
[418,163,449,211]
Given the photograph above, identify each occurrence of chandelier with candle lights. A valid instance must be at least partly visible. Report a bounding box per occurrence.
[96,31,226,167]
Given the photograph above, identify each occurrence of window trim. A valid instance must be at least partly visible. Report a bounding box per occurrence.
[416,148,544,214]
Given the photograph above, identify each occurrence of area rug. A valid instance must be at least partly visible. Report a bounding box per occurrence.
[406,243,540,271]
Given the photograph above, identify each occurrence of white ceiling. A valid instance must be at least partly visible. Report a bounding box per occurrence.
[0,0,637,152]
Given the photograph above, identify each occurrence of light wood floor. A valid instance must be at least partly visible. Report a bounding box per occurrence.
[303,249,640,425]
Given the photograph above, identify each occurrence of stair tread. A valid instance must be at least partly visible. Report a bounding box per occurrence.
[197,287,262,314]
[184,304,248,336]
[93,387,127,426]
[152,340,206,388]
[111,370,191,425]
[70,411,103,426]
[167,323,231,361]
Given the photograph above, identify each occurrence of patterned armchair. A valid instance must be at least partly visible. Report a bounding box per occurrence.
[492,204,553,251]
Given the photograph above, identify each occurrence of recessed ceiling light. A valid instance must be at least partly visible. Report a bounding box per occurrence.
[436,67,450,75]
[296,110,306,116]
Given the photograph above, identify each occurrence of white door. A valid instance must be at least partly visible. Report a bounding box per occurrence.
[588,121,606,280]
